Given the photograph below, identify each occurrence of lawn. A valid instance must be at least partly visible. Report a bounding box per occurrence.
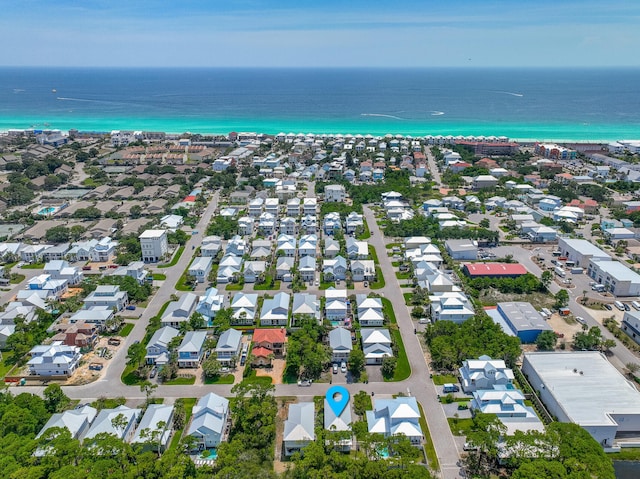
[391,261,401,267]
[386,243,402,250]
[396,271,411,280]
[356,218,371,240]
[119,323,134,337]
[387,328,411,382]
[168,398,197,451]
[370,266,385,289]
[253,275,281,291]
[175,271,194,291]
[90,397,127,410]
[241,368,273,386]
[152,273,166,281]
[9,274,25,284]
[319,281,335,290]
[158,245,185,268]
[226,283,244,291]
[403,293,413,305]
[431,374,458,385]
[418,403,439,470]
[447,417,474,436]
[164,375,196,385]
[121,365,139,386]
[0,350,15,379]
[21,262,44,269]
[381,298,397,324]
[204,374,235,385]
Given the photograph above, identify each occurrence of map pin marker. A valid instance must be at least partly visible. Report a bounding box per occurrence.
[326,385,350,417]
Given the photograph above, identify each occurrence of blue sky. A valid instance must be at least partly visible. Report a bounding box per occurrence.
[1,0,639,67]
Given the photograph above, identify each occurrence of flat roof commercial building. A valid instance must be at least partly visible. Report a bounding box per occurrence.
[497,302,552,343]
[462,263,527,278]
[445,239,478,261]
[587,259,640,297]
[557,238,610,268]
[522,351,640,448]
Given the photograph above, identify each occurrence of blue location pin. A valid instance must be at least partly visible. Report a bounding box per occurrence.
[326,385,350,417]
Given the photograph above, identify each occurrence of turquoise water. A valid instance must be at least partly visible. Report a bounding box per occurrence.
[199,449,217,460]
[2,67,640,142]
[378,447,390,458]
[38,207,56,215]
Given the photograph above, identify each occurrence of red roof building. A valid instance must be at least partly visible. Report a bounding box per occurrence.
[253,328,286,356]
[462,263,527,278]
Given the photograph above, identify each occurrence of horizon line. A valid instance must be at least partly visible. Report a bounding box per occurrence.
[2,65,640,70]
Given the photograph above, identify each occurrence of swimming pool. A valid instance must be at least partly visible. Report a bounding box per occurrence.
[199,448,218,460]
[37,206,57,216]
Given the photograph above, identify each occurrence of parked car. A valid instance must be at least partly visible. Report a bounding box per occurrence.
[575,316,586,325]
[605,304,613,310]
[363,281,369,287]
[624,303,631,311]
[126,305,136,310]
[463,442,478,451]
[149,367,157,378]
[298,379,312,387]
[333,364,338,374]
[341,362,347,373]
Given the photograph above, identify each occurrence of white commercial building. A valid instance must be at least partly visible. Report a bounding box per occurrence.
[139,229,169,263]
[587,259,640,297]
[522,351,640,448]
[557,238,610,268]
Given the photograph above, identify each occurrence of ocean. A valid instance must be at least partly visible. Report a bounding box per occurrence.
[1,67,639,141]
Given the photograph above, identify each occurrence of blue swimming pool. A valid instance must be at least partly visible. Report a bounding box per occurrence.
[38,206,56,215]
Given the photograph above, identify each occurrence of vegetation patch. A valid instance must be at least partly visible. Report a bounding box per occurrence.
[432,373,458,385]
[163,375,196,385]
[20,262,45,269]
[158,245,184,268]
[119,322,134,337]
[151,273,166,281]
[418,402,440,470]
[204,374,235,385]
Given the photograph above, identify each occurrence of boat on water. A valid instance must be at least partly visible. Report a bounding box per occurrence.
[51,88,57,93]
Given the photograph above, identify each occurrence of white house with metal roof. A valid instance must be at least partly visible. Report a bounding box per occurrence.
[28,341,82,376]
[215,328,242,365]
[187,393,230,449]
[361,329,392,365]
[145,326,179,365]
[177,330,208,368]
[260,292,290,326]
[283,402,315,456]
[459,355,514,393]
[329,327,353,363]
[366,397,423,445]
[131,404,174,451]
[84,405,141,443]
[160,293,198,328]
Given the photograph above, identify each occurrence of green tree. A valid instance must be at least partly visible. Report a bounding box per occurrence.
[381,356,397,379]
[202,356,222,379]
[43,383,70,413]
[535,330,558,351]
[45,225,70,243]
[348,348,366,379]
[554,289,569,309]
[541,270,553,290]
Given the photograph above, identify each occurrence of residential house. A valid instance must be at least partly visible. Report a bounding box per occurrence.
[298,235,317,257]
[459,355,515,393]
[84,406,141,443]
[323,212,342,235]
[301,214,318,234]
[345,238,368,259]
[276,256,295,281]
[177,331,208,368]
[160,293,198,328]
[324,238,340,258]
[160,214,184,231]
[325,288,349,323]
[264,198,279,216]
[291,293,321,326]
[351,259,375,283]
[216,255,243,284]
[145,326,180,365]
[303,198,317,215]
[84,285,128,311]
[215,328,242,365]
[131,404,175,451]
[41,243,70,262]
[109,261,148,284]
[260,292,291,326]
[345,212,364,235]
[44,260,83,286]
[283,402,315,456]
[36,405,98,442]
[356,295,384,327]
[186,393,230,449]
[430,292,475,323]
[299,256,316,282]
[470,385,544,435]
[51,323,98,349]
[248,198,264,217]
[276,238,297,258]
[196,287,224,323]
[473,175,499,190]
[361,329,392,365]
[243,260,267,283]
[237,216,254,236]
[187,256,213,284]
[329,327,352,363]
[258,212,276,236]
[230,293,258,325]
[20,244,50,263]
[27,341,82,376]
[139,230,169,263]
[324,184,347,203]
[253,328,286,359]
[279,217,297,236]
[366,397,423,445]
[287,198,301,217]
[200,236,222,257]
[69,306,114,329]
[323,255,347,281]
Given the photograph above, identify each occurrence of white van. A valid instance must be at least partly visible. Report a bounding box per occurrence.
[614,301,625,311]
[632,301,640,311]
